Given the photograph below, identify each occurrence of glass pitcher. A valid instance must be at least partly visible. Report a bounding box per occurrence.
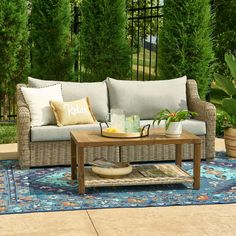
[111,109,125,132]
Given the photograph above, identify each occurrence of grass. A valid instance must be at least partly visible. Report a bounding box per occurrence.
[131,47,158,80]
[132,47,157,68]
[0,122,17,144]
[132,65,157,80]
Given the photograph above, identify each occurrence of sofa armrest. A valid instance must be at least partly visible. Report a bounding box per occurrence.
[16,84,31,168]
[186,80,216,121]
[16,84,28,108]
[186,79,216,159]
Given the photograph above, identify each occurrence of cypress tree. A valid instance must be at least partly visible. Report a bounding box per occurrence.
[0,0,29,120]
[31,0,74,81]
[214,0,236,74]
[158,0,214,99]
[80,0,130,82]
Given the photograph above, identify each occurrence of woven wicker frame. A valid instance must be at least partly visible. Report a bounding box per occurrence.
[16,80,216,168]
[120,136,206,162]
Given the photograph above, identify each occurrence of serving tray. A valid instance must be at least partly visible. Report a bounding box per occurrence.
[99,122,150,138]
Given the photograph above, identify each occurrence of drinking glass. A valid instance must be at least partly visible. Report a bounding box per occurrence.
[125,115,140,132]
[133,115,140,132]
[125,116,133,132]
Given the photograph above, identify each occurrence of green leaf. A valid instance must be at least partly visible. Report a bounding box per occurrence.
[165,116,173,129]
[214,73,236,96]
[222,98,236,116]
[225,53,236,81]
[214,104,223,111]
[210,88,228,105]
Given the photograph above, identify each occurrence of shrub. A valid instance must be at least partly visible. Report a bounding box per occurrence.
[216,111,226,137]
[214,0,236,75]
[210,53,236,129]
[0,0,29,119]
[80,0,130,82]
[158,0,214,99]
[31,0,74,81]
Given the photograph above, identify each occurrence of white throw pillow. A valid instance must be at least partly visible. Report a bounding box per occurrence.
[21,84,63,127]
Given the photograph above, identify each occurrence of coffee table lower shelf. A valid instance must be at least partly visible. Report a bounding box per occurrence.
[84,164,193,188]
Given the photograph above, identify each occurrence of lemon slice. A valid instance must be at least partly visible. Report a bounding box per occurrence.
[104,127,120,133]
[112,128,120,133]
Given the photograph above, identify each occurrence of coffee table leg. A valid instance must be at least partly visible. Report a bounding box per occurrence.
[71,139,77,180]
[78,147,85,194]
[193,143,201,190]
[175,144,182,167]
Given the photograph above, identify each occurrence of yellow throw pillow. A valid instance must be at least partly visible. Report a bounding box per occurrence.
[50,98,96,126]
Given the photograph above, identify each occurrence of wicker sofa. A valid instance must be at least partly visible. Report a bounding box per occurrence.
[16,77,216,168]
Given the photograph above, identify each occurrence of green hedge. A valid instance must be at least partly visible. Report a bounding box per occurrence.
[31,0,74,81]
[158,0,214,99]
[214,0,236,75]
[0,0,29,119]
[80,0,130,82]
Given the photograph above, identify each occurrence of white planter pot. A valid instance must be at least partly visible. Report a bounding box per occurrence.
[165,122,182,138]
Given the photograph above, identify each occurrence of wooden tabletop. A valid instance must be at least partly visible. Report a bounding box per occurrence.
[70,128,201,148]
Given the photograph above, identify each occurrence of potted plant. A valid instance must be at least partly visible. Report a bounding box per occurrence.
[210,52,236,157]
[153,109,197,137]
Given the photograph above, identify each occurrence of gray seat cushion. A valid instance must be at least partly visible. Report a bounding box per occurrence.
[141,119,206,136]
[31,123,103,142]
[28,77,108,121]
[106,76,187,119]
[31,119,206,142]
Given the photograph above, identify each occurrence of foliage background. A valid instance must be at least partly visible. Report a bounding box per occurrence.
[158,0,215,99]
[126,0,160,50]
[30,0,74,81]
[214,0,236,75]
[79,0,130,82]
[0,0,29,119]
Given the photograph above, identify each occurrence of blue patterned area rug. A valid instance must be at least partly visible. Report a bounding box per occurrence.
[0,152,236,215]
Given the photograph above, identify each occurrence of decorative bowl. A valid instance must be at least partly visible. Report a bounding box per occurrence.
[92,162,133,178]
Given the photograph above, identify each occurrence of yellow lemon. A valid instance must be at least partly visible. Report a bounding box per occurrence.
[104,127,120,133]
[111,128,120,133]
[104,127,112,132]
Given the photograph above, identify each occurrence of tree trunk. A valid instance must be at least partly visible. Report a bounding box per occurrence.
[3,92,9,120]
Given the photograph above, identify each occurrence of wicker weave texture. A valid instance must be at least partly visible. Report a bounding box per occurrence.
[85,164,193,187]
[16,84,31,168]
[120,136,205,162]
[187,80,216,159]
[30,141,119,167]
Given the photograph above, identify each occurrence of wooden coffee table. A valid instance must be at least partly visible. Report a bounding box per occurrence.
[70,128,201,194]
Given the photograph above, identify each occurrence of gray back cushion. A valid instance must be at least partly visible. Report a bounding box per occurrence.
[106,76,187,119]
[28,77,108,121]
